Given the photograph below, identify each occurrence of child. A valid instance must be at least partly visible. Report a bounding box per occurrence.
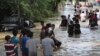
[5,35,16,56]
[11,29,19,56]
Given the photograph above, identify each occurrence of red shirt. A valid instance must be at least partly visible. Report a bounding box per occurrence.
[5,42,16,56]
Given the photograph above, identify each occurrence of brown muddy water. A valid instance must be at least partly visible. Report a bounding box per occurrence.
[0,19,100,56]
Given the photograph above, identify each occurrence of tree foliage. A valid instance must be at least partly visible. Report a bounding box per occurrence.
[0,0,17,19]
[0,0,63,22]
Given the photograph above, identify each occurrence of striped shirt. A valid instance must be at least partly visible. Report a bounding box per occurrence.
[5,42,16,56]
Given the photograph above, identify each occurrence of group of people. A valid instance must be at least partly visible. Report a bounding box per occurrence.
[4,3,100,56]
[4,29,37,56]
[5,29,19,56]
[4,21,62,56]
[40,21,61,49]
[60,14,81,37]
[88,9,100,27]
[75,3,100,28]
[60,4,100,37]
[80,9,100,27]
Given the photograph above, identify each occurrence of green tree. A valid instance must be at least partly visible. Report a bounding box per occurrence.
[0,0,17,19]
[0,0,64,22]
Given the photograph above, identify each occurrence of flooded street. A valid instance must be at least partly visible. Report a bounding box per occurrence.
[0,4,100,56]
[1,20,100,56]
[54,26,100,56]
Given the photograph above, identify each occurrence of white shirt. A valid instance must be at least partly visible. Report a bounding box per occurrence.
[80,13,86,21]
[25,20,29,26]
[67,17,72,25]
[97,12,100,20]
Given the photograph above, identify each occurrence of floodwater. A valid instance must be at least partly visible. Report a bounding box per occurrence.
[0,3,100,56]
[54,26,100,56]
[1,20,100,56]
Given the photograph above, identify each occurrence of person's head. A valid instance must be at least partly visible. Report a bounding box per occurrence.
[74,9,76,12]
[12,29,18,36]
[21,28,30,36]
[61,15,65,17]
[27,31,33,39]
[97,10,99,12]
[51,24,55,30]
[46,23,51,29]
[95,9,99,12]
[5,35,11,42]
[70,21,73,25]
[68,14,70,18]
[82,11,84,13]
[40,21,44,26]
[61,15,66,20]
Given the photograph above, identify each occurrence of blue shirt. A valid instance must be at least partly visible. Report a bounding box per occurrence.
[11,36,19,45]
[21,36,29,53]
